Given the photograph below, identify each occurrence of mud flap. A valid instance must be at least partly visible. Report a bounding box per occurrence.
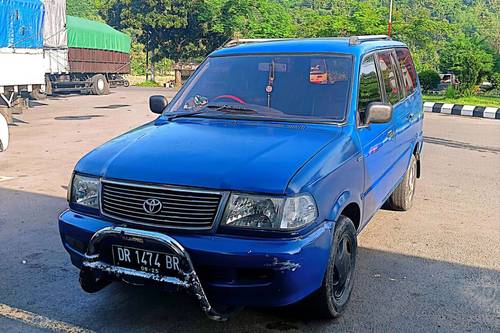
[79,226,228,321]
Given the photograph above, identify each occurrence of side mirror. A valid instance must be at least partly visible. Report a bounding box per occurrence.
[149,95,168,114]
[366,102,392,124]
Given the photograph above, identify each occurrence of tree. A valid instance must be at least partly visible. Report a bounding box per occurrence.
[101,0,221,63]
[439,36,494,89]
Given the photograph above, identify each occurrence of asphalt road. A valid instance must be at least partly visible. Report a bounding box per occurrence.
[0,87,499,333]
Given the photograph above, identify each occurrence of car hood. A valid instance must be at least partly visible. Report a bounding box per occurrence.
[75,118,343,194]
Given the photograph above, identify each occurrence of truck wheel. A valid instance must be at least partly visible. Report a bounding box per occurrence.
[30,88,47,100]
[388,155,417,211]
[91,74,110,95]
[303,215,357,318]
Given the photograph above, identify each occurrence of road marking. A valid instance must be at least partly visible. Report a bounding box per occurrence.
[0,303,94,333]
[0,176,14,182]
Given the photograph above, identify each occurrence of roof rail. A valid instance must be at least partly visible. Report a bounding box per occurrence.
[223,38,290,48]
[348,35,391,45]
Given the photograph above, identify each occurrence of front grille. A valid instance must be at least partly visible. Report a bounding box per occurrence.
[101,180,223,229]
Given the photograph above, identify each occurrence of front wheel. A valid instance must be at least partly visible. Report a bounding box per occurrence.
[304,215,357,318]
[388,155,417,211]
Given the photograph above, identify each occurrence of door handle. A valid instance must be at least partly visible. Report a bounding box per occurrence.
[408,113,415,120]
[387,130,395,139]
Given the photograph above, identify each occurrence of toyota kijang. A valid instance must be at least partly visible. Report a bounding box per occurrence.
[59,35,423,320]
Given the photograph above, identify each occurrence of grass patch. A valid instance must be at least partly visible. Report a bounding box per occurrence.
[423,95,500,108]
[134,80,161,87]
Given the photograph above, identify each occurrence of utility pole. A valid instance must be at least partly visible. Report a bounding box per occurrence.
[388,0,394,37]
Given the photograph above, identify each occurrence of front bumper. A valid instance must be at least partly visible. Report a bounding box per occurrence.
[59,210,333,312]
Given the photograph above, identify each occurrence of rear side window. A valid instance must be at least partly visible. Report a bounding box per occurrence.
[358,55,382,123]
[377,51,401,105]
[396,48,418,95]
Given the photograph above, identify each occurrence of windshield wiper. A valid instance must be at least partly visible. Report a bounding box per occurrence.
[206,104,258,114]
[164,104,259,121]
[164,109,208,120]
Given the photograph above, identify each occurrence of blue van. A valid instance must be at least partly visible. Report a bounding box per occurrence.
[59,36,423,320]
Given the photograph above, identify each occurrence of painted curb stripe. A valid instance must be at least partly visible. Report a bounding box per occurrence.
[432,103,444,113]
[424,102,499,119]
[473,106,485,117]
[451,104,463,115]
[0,303,94,333]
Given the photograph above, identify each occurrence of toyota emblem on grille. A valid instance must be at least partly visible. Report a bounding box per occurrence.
[143,198,162,214]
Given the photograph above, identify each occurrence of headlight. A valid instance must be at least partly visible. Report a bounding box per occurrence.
[70,174,100,208]
[221,193,317,230]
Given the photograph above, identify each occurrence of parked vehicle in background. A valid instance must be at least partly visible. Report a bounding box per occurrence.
[59,36,423,321]
[0,109,9,151]
[44,14,131,96]
[0,0,46,110]
[437,73,460,91]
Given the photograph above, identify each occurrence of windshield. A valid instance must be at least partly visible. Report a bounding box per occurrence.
[166,54,353,122]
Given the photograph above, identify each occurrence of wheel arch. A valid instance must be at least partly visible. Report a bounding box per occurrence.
[327,191,362,231]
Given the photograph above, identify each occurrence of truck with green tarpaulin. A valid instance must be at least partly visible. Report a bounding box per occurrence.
[44,9,132,96]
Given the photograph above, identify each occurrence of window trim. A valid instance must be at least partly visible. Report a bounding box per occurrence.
[356,50,385,128]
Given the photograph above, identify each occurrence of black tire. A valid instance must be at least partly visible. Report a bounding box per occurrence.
[123,80,130,87]
[30,88,47,100]
[91,74,110,95]
[388,155,417,211]
[304,215,357,319]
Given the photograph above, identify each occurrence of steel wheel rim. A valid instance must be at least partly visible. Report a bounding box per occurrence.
[97,79,105,91]
[407,160,416,202]
[332,235,353,300]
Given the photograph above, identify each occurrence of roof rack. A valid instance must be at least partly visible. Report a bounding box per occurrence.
[223,38,290,48]
[348,35,391,45]
[220,35,391,49]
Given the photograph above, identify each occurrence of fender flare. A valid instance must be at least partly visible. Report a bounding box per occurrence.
[326,190,362,226]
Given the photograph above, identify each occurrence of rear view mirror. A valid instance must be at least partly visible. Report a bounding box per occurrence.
[366,102,392,124]
[149,95,168,114]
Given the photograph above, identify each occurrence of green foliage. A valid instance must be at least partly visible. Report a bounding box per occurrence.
[444,86,459,99]
[423,94,500,108]
[95,0,499,89]
[67,0,103,21]
[134,80,160,87]
[491,72,500,89]
[130,42,146,76]
[439,36,494,90]
[418,70,441,91]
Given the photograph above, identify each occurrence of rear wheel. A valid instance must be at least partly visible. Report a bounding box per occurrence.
[304,215,357,318]
[91,74,110,95]
[30,87,47,100]
[388,155,417,211]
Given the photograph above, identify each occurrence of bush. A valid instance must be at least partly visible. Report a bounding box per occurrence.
[491,72,500,89]
[444,86,459,99]
[419,70,441,91]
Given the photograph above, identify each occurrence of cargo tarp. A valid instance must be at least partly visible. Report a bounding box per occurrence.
[0,0,44,48]
[43,0,66,48]
[67,15,131,54]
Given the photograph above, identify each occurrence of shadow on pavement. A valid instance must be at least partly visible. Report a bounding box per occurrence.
[0,187,498,332]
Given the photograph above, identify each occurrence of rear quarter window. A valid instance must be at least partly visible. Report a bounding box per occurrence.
[396,48,418,95]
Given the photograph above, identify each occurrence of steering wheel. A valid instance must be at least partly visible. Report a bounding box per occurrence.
[214,95,246,104]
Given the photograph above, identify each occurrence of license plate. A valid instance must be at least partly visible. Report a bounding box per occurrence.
[112,245,181,276]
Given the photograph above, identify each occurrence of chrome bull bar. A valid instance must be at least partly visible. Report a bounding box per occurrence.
[79,226,227,321]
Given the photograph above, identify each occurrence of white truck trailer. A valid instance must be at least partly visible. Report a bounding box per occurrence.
[0,0,46,117]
